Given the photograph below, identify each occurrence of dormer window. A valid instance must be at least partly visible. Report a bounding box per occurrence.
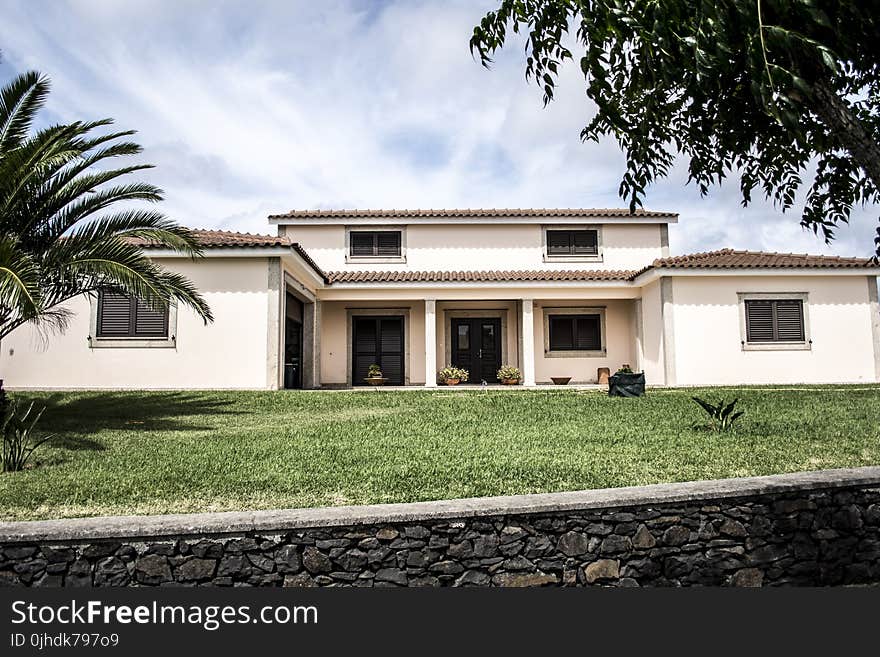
[543,226,602,262]
[346,227,406,263]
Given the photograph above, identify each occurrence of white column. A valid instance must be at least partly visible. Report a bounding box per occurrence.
[521,298,536,386]
[424,299,437,387]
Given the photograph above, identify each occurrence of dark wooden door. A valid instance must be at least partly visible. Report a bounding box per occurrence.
[451,318,502,383]
[352,316,405,385]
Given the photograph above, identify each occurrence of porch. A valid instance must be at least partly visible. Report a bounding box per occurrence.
[301,292,647,388]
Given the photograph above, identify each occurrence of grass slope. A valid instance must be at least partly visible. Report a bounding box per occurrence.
[1,386,878,521]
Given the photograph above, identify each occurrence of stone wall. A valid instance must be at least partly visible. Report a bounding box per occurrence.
[1,467,879,587]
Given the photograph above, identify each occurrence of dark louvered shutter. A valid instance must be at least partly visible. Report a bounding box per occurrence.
[134,299,169,337]
[745,300,775,342]
[379,318,404,384]
[572,230,598,255]
[350,232,375,256]
[352,317,405,385]
[97,291,169,338]
[548,316,574,349]
[546,231,571,255]
[774,300,805,341]
[574,316,601,350]
[376,231,401,257]
[745,299,804,343]
[97,292,133,336]
[353,317,378,382]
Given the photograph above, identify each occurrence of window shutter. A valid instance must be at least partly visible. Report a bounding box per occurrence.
[134,300,169,337]
[774,300,805,341]
[376,232,401,257]
[745,300,775,342]
[574,316,601,350]
[572,230,598,255]
[97,292,133,336]
[350,232,375,256]
[548,316,574,350]
[745,299,805,343]
[547,231,571,255]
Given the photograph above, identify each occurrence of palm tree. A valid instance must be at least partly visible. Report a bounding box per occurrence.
[0,71,212,341]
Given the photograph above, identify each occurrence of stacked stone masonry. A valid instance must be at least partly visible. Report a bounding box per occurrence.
[2,482,879,587]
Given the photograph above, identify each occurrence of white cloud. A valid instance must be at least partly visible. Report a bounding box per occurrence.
[0,0,876,256]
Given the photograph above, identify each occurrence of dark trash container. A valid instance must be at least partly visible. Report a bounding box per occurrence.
[608,372,646,397]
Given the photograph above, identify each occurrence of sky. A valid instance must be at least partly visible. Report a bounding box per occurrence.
[0,0,877,258]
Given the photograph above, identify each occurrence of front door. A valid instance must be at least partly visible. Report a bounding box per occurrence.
[352,316,405,385]
[451,318,502,383]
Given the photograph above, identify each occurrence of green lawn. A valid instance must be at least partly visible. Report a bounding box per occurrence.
[1,386,879,521]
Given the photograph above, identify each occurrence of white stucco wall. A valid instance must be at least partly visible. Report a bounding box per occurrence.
[533,299,636,384]
[670,275,879,385]
[319,300,427,386]
[0,258,274,389]
[639,280,665,385]
[282,223,664,272]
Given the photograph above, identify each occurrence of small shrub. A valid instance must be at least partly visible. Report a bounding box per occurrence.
[367,364,383,378]
[615,364,634,375]
[497,365,521,381]
[2,400,52,472]
[438,366,469,383]
[692,397,744,431]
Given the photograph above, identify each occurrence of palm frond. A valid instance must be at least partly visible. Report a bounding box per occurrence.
[0,71,50,155]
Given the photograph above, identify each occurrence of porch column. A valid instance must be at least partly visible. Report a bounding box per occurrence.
[424,299,437,387]
[520,298,536,386]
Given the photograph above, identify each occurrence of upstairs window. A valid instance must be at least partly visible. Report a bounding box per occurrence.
[349,230,402,258]
[744,299,805,343]
[96,291,169,339]
[544,228,600,260]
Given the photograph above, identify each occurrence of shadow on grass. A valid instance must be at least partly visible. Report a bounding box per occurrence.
[14,392,242,443]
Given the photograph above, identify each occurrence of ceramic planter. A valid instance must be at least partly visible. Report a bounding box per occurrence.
[364,377,388,386]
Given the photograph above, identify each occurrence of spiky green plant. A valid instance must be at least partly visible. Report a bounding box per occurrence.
[692,397,745,432]
[2,399,52,472]
[0,71,212,340]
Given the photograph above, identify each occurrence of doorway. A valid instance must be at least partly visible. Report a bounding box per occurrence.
[450,317,502,383]
[284,294,303,389]
[352,316,405,385]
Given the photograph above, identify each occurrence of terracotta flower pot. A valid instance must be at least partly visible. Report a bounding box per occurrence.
[444,379,460,386]
[364,377,388,386]
[501,378,520,385]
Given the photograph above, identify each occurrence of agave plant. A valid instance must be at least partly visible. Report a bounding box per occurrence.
[692,397,745,432]
[0,71,212,341]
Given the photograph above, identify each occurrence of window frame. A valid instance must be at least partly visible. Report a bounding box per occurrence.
[738,292,811,351]
[345,226,406,263]
[89,291,177,349]
[542,306,607,358]
[542,225,603,262]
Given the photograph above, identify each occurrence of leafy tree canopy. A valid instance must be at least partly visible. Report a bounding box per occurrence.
[470,0,880,258]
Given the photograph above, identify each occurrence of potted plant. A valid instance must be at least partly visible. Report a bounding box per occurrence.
[364,364,388,386]
[497,365,521,385]
[608,364,646,397]
[438,366,469,386]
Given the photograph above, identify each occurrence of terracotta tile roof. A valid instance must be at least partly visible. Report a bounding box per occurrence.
[132,229,290,249]
[270,208,678,220]
[133,229,329,282]
[327,270,636,284]
[635,248,875,276]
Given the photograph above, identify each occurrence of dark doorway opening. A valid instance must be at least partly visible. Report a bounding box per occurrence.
[284,293,303,389]
[352,316,405,385]
[451,317,502,383]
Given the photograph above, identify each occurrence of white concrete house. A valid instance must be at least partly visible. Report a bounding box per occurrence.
[2,208,879,389]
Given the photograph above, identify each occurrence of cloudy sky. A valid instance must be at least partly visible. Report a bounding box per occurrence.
[1,0,876,257]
